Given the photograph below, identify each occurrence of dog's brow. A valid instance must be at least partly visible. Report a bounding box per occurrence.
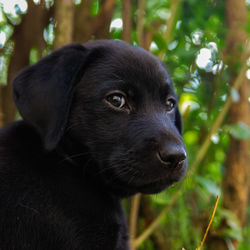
[99,79,128,91]
[160,83,174,96]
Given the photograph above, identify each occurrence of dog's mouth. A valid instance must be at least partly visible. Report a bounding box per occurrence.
[134,162,186,194]
[99,156,187,196]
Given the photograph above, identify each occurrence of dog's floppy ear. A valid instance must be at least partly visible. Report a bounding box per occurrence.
[175,107,183,134]
[13,43,89,151]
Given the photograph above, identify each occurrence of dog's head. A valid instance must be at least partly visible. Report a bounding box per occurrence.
[13,40,187,196]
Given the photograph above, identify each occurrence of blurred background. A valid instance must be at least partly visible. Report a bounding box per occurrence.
[0,0,249,249]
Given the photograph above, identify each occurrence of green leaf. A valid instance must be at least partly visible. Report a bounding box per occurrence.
[153,33,167,51]
[216,209,242,241]
[223,228,242,241]
[195,176,220,196]
[218,209,241,230]
[224,122,250,140]
[90,0,100,16]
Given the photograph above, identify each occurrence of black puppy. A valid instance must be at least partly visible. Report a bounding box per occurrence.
[0,40,187,250]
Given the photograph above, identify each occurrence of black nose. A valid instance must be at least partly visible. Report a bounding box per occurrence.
[157,145,186,167]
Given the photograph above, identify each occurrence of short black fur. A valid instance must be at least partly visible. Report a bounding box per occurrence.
[0,40,187,250]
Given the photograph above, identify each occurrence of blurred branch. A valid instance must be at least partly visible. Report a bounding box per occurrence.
[73,0,92,43]
[92,0,116,39]
[129,194,141,250]
[134,41,250,247]
[54,0,74,48]
[74,0,115,42]
[158,0,182,60]
[136,0,145,46]
[122,0,132,43]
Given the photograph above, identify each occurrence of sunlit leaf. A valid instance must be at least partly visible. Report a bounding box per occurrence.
[90,0,100,16]
[195,176,220,196]
[224,122,250,140]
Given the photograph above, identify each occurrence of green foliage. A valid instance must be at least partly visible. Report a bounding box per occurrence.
[218,209,243,241]
[195,175,220,197]
[90,0,100,16]
[239,225,250,250]
[29,47,39,65]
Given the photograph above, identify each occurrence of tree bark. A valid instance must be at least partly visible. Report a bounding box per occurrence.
[207,0,249,249]
[136,0,145,47]
[0,0,50,126]
[122,0,132,43]
[74,0,93,43]
[74,0,115,44]
[224,0,249,229]
[93,0,116,39]
[54,0,74,48]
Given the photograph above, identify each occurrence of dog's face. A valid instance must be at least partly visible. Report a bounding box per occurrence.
[13,40,187,196]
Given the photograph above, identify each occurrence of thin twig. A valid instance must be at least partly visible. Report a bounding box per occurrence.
[136,0,146,46]
[129,194,141,250]
[54,0,74,48]
[122,0,132,43]
[196,196,220,250]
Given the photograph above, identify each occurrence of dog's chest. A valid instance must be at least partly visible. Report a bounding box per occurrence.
[50,183,130,250]
[61,204,129,250]
[83,202,129,250]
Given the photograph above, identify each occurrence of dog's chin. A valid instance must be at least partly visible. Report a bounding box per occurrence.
[100,163,187,197]
[137,179,176,194]
[103,176,182,197]
[136,171,186,194]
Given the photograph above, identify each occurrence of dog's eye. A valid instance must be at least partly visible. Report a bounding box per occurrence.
[106,93,126,109]
[166,98,176,111]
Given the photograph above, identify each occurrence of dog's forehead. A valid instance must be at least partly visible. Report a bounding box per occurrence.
[84,40,173,93]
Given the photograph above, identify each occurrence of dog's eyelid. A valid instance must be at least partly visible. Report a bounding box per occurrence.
[104,90,127,98]
[166,95,176,101]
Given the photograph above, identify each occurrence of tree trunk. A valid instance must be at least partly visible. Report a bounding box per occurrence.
[122,0,132,43]
[223,0,249,244]
[207,0,249,249]
[224,0,249,229]
[74,0,115,44]
[73,0,93,43]
[0,0,50,127]
[136,0,145,47]
[54,0,74,48]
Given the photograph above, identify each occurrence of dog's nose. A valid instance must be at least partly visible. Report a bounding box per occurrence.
[157,145,186,168]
